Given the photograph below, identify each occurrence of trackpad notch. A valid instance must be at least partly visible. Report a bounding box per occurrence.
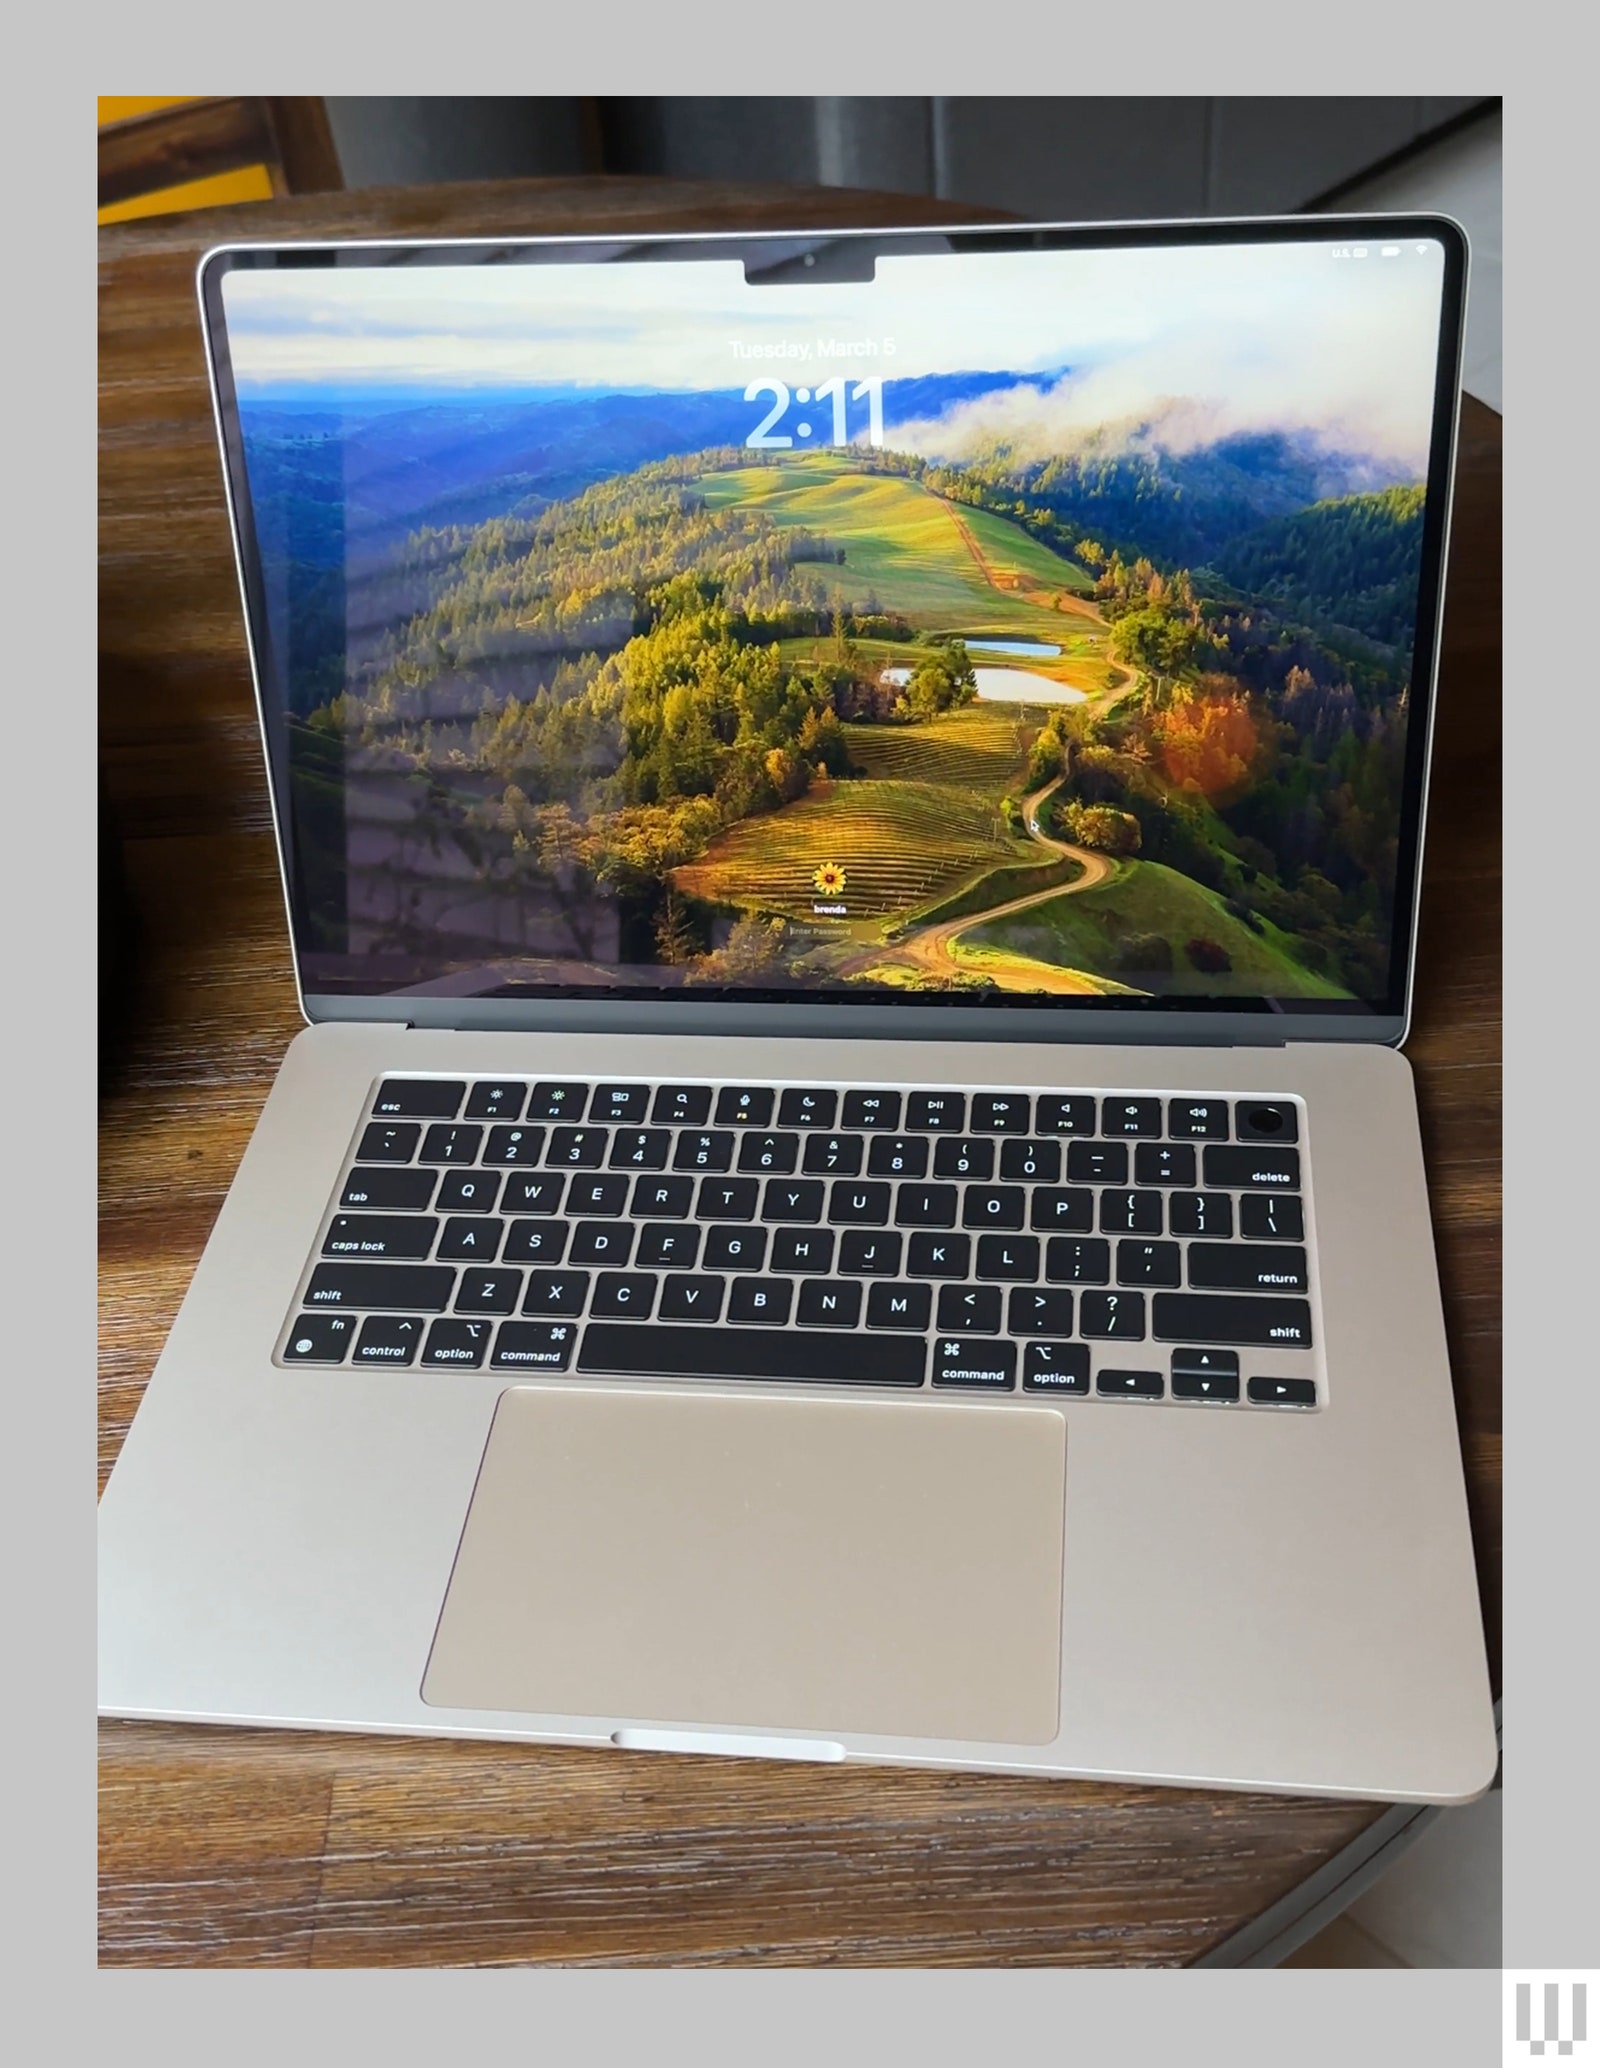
[423,1386,1066,1745]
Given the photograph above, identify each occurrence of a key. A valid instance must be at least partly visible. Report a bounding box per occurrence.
[1030,1188,1093,1232]
[593,1084,649,1125]
[419,1123,483,1166]
[697,1177,759,1221]
[1235,1101,1299,1144]
[769,1227,835,1274]
[933,1137,993,1180]
[568,1221,635,1267]
[1079,1289,1147,1339]
[1116,1239,1182,1287]
[737,1132,799,1174]
[829,1182,892,1225]
[340,1165,436,1210]
[962,1186,1026,1231]
[579,1323,924,1386]
[1034,1095,1096,1135]
[1167,1191,1234,1238]
[840,1091,900,1129]
[715,1086,774,1127]
[867,1136,928,1178]
[761,1179,826,1224]
[1022,1341,1089,1392]
[907,1091,966,1131]
[526,1082,588,1122]
[1000,1139,1060,1182]
[1096,1369,1164,1400]
[1171,1348,1240,1403]
[1188,1244,1308,1293]
[975,1234,1040,1280]
[796,1279,863,1328]
[1247,1376,1318,1407]
[1067,1141,1128,1184]
[568,1175,629,1218]
[464,1081,528,1122]
[837,1230,903,1276]
[437,1217,504,1262]
[1100,1190,1163,1235]
[727,1277,793,1325]
[609,1129,672,1170]
[484,1125,544,1165]
[970,1093,1031,1133]
[322,1215,438,1261]
[421,1318,491,1368]
[777,1089,837,1129]
[1007,1286,1074,1335]
[435,1169,502,1214]
[501,1220,569,1265]
[1045,1237,1110,1284]
[356,1122,420,1164]
[282,1313,356,1363]
[676,1132,735,1174]
[866,1281,932,1330]
[490,1321,576,1371]
[1167,1099,1230,1139]
[589,1272,658,1319]
[657,1274,727,1322]
[521,1271,591,1317]
[454,1268,522,1316]
[936,1283,1002,1334]
[546,1127,606,1168]
[1101,1098,1162,1137]
[1152,1293,1313,1347]
[631,1174,694,1219]
[1133,1143,1197,1188]
[634,1223,701,1269]
[351,1315,424,1365]
[907,1232,971,1278]
[304,1263,454,1311]
[802,1133,864,1175]
[702,1225,768,1273]
[372,1079,465,1119]
[932,1337,1016,1390]
[501,1172,566,1215]
[1240,1193,1304,1241]
[651,1085,712,1126]
[893,1185,958,1229]
[1204,1145,1301,1190]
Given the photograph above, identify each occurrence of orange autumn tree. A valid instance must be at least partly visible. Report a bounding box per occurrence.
[1153,682,1262,804]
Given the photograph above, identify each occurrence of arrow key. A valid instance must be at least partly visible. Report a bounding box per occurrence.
[1172,1346,1240,1402]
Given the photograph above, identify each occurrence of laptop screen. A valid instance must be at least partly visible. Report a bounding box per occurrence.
[206,224,1462,1021]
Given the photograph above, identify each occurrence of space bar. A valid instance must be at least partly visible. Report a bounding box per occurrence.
[578,1324,927,1387]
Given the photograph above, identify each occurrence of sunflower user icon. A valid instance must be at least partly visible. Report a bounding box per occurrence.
[813,862,847,897]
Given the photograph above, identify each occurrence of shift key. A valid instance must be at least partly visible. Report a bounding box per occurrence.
[1152,1292,1313,1348]
[305,1263,456,1311]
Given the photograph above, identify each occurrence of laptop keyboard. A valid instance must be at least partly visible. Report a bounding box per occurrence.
[276,1076,1321,1409]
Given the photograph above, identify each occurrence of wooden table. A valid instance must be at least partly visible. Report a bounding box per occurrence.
[98,177,1501,1968]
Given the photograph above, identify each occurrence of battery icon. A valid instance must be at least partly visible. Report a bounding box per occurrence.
[1381,244,1401,257]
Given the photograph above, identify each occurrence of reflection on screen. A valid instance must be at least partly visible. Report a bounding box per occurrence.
[222,238,1446,1008]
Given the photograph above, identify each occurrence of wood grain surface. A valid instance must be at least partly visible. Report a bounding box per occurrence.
[98,177,1501,1968]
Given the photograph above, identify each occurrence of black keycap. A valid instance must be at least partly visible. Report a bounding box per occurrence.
[867,1135,928,1178]
[282,1313,356,1364]
[1097,1369,1164,1400]
[867,1281,932,1330]
[304,1263,455,1311]
[1067,1141,1128,1184]
[352,1315,424,1365]
[1008,1286,1074,1335]
[1240,1193,1305,1241]
[933,1137,993,1180]
[501,1172,567,1215]
[437,1217,504,1262]
[357,1122,420,1164]
[893,1185,958,1229]
[1023,1341,1090,1392]
[838,1229,902,1276]
[454,1268,522,1316]
[484,1124,544,1166]
[1134,1143,1196,1188]
[1168,1098,1230,1140]
[1116,1240,1182,1287]
[963,1186,1026,1231]
[1248,1376,1318,1408]
[1030,1188,1093,1232]
[658,1274,726,1322]
[435,1169,502,1215]
[522,1271,590,1317]
[464,1081,527,1122]
[1079,1289,1146,1339]
[1188,1243,1308,1293]
[590,1272,658,1320]
[936,1283,1002,1334]
[635,1222,701,1269]
[676,1131,735,1173]
[727,1277,793,1325]
[841,1090,900,1129]
[491,1320,577,1371]
[802,1133,864,1175]
[761,1179,826,1224]
[1172,1346,1240,1380]
[340,1165,436,1211]
[1204,1145,1301,1190]
[697,1177,759,1222]
[1235,1100,1300,1144]
[1172,1348,1241,1404]
[970,1093,1031,1133]
[907,1232,971,1279]
[1100,1190,1163,1235]
[907,1091,966,1131]
[372,1079,465,1119]
[547,1127,607,1168]
[419,1124,483,1166]
[1035,1095,1096,1135]
[527,1081,588,1122]
[1102,1097,1162,1137]
[976,1234,1040,1280]
[703,1224,768,1273]
[593,1084,650,1125]
[568,1174,629,1218]
[769,1227,835,1274]
[609,1129,672,1170]
[1172,1370,1241,1403]
[651,1085,712,1126]
[632,1174,694,1219]
[932,1338,1016,1390]
[322,1214,438,1261]
[421,1318,492,1368]
[1046,1237,1110,1284]
[1167,1191,1234,1238]
[715,1086,774,1127]
[778,1089,837,1129]
[580,1323,925,1387]
[502,1220,569,1265]
[1152,1294,1314,1348]
[1000,1139,1060,1182]
[796,1279,863,1328]
[738,1132,799,1174]
[830,1181,892,1225]
[569,1221,635,1267]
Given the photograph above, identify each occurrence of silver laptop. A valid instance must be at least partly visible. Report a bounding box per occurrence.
[97,215,1496,1803]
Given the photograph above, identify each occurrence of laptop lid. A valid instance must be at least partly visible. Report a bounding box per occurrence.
[198,216,1466,1047]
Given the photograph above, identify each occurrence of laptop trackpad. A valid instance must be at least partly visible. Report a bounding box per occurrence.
[423,1385,1066,1745]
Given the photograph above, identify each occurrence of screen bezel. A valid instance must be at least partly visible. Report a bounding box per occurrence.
[198,213,1468,1048]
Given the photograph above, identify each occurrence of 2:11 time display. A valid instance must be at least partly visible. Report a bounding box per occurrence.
[744,376,886,449]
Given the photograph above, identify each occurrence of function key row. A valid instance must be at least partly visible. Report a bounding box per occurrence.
[370,1081,1300,1144]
